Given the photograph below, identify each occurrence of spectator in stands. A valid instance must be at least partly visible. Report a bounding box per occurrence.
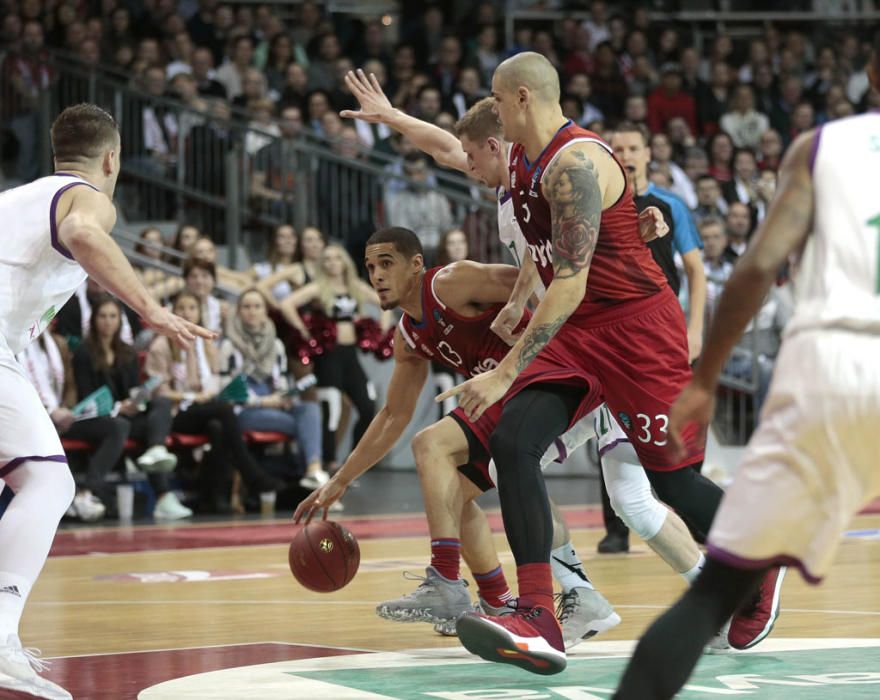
[184,98,235,232]
[264,33,296,95]
[757,128,783,171]
[706,130,734,182]
[216,34,254,100]
[590,41,626,119]
[171,224,200,260]
[251,224,299,303]
[647,62,697,136]
[723,148,759,206]
[166,30,195,81]
[220,289,327,490]
[433,36,463,104]
[450,67,485,119]
[723,201,754,262]
[244,98,279,157]
[623,94,647,125]
[306,89,333,134]
[720,83,770,150]
[1,19,53,182]
[416,84,443,123]
[190,237,251,292]
[231,67,271,112]
[471,24,501,87]
[567,73,604,126]
[134,227,168,289]
[17,331,107,521]
[279,62,309,112]
[54,278,139,349]
[754,168,777,224]
[385,152,453,256]
[696,61,732,136]
[789,101,816,142]
[582,0,611,51]
[251,104,303,219]
[104,6,135,58]
[191,46,227,99]
[308,32,342,92]
[698,216,733,321]
[693,174,728,224]
[352,19,392,71]
[650,132,696,209]
[770,74,804,139]
[146,291,283,513]
[562,25,593,77]
[257,226,326,308]
[434,228,469,268]
[752,62,777,117]
[73,296,191,520]
[278,244,384,470]
[683,146,710,185]
[183,258,230,337]
[292,1,324,49]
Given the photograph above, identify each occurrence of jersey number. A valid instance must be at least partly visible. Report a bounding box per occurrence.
[521,201,532,223]
[869,213,880,294]
[636,413,669,446]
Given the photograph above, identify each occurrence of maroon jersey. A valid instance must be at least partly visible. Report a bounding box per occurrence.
[398,267,530,378]
[509,121,667,321]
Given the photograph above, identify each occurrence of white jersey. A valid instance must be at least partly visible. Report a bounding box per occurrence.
[787,113,880,337]
[497,144,545,300]
[0,174,92,355]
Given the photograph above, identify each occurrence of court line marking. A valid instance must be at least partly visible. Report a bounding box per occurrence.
[45,639,377,660]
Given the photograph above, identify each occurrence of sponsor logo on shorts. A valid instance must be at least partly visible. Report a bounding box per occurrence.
[617,412,632,430]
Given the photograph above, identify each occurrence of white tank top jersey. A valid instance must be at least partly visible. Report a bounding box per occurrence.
[787,113,880,337]
[0,174,93,355]
[496,144,545,300]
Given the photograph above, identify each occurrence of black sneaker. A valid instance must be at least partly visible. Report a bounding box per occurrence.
[597,530,629,554]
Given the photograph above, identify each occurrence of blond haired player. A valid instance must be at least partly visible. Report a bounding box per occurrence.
[0,104,214,699]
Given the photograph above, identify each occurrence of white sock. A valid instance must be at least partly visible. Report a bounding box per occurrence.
[550,542,594,592]
[0,572,31,639]
[681,551,707,585]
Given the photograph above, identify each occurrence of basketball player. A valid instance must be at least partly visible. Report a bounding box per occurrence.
[295,227,621,647]
[435,52,772,675]
[614,40,880,700]
[341,71,716,617]
[0,104,214,699]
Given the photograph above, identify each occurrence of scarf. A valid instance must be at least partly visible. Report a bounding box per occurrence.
[225,316,277,384]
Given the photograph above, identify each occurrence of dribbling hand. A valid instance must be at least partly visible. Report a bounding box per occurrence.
[294,478,348,524]
[667,381,715,462]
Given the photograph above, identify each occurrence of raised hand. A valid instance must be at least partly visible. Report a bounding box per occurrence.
[339,69,395,124]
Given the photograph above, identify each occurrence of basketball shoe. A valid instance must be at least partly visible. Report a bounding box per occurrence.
[433,596,512,636]
[0,634,71,699]
[456,604,566,675]
[376,566,471,627]
[729,566,787,650]
[555,587,621,649]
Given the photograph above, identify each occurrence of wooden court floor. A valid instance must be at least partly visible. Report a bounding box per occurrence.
[17,507,880,699]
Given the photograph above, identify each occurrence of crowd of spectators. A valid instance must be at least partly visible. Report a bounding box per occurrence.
[2,0,879,516]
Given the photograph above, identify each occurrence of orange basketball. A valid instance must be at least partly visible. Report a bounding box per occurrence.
[289,520,360,592]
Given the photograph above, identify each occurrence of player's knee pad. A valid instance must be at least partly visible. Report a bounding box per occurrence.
[604,457,667,540]
[5,459,75,519]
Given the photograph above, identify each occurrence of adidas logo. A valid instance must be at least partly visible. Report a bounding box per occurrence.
[0,585,21,597]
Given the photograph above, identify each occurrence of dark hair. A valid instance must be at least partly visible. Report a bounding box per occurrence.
[612,120,649,146]
[172,290,202,323]
[85,294,134,372]
[365,227,424,260]
[135,226,164,258]
[51,103,119,163]
[696,173,719,185]
[268,224,296,268]
[171,223,200,254]
[182,257,216,280]
[294,225,325,263]
[434,228,469,267]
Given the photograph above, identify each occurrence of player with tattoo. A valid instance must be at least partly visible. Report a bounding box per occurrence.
[439,52,777,675]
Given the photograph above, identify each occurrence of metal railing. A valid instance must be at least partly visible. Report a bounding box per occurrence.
[13,52,502,269]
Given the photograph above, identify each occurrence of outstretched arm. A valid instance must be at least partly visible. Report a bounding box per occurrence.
[294,333,429,521]
[340,69,469,173]
[667,130,816,457]
[57,187,214,348]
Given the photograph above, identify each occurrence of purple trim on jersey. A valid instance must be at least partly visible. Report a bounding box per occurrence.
[597,436,630,457]
[50,182,95,260]
[523,120,573,172]
[553,437,568,464]
[0,454,68,479]
[808,126,823,175]
[497,187,512,205]
[706,542,821,585]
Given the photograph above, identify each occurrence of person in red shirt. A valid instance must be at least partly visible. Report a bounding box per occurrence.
[647,62,697,136]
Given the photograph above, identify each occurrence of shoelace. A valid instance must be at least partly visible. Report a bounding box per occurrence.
[7,644,51,673]
[554,591,578,623]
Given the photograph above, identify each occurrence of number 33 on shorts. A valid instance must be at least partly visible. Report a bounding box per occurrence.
[633,412,669,446]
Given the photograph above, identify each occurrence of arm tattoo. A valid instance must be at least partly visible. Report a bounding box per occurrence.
[515,316,567,373]
[546,150,602,280]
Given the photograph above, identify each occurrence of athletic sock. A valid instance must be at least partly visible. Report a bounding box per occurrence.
[0,572,31,639]
[681,551,706,585]
[430,538,461,581]
[550,542,595,592]
[517,562,554,611]
[473,565,514,608]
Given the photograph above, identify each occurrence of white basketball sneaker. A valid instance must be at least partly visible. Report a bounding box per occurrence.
[0,634,71,699]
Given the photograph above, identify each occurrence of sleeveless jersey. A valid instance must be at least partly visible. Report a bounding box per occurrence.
[0,174,94,355]
[398,266,530,379]
[786,113,880,336]
[509,121,666,320]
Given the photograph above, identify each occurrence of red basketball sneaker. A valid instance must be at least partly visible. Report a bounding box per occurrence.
[729,566,787,650]
[455,605,566,675]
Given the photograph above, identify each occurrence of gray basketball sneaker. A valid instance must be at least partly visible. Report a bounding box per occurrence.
[556,587,622,649]
[433,596,513,636]
[376,566,471,627]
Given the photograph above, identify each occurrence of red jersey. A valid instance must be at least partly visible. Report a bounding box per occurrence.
[509,121,667,321]
[398,267,530,378]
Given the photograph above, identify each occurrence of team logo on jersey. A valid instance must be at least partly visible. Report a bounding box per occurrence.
[617,412,633,430]
[529,166,543,194]
[470,358,499,376]
[432,309,454,335]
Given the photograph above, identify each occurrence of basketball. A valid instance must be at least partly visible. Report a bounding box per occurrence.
[289,521,360,592]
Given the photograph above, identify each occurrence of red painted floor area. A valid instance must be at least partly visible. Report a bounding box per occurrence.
[41,643,363,700]
[50,507,606,557]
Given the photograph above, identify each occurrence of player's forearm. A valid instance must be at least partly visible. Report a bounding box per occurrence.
[387,109,466,172]
[498,274,584,378]
[693,261,775,388]
[508,256,540,308]
[334,406,411,486]
[65,226,163,320]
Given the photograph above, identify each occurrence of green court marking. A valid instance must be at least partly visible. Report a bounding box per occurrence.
[292,647,880,699]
